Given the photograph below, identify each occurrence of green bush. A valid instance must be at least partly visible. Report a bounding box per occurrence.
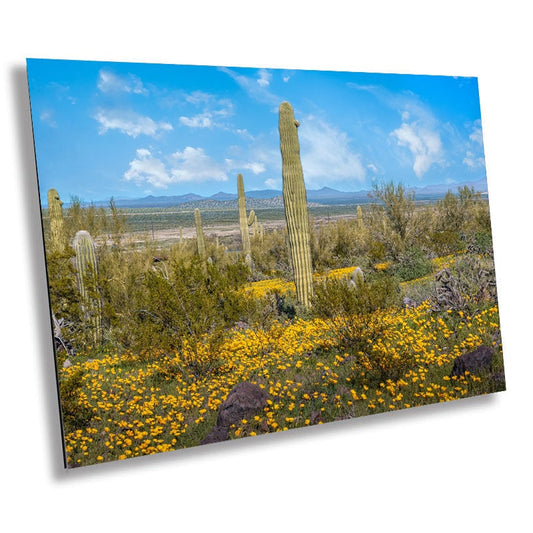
[312,271,401,319]
[391,247,432,282]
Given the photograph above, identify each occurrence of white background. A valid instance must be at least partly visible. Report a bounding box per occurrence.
[1,1,531,531]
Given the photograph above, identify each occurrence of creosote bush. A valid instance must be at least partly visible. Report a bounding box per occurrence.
[312,271,401,319]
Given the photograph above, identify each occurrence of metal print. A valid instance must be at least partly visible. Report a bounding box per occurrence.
[27,59,505,468]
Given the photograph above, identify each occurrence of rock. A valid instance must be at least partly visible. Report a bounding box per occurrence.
[402,297,418,308]
[491,371,506,384]
[450,345,493,377]
[199,425,229,445]
[63,359,72,369]
[217,382,268,427]
[200,382,268,445]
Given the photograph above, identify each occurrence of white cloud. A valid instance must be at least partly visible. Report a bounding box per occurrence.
[184,91,212,105]
[39,110,56,127]
[243,162,266,174]
[179,113,214,128]
[235,128,254,140]
[220,67,280,107]
[94,109,173,138]
[462,120,485,171]
[265,178,281,189]
[124,146,229,188]
[463,150,485,168]
[97,70,148,95]
[170,147,228,183]
[257,69,272,87]
[298,116,366,187]
[178,98,233,129]
[469,119,483,145]
[391,121,443,178]
[124,149,172,188]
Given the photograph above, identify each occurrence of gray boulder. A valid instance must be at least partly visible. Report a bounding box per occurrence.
[200,382,268,445]
[450,345,493,377]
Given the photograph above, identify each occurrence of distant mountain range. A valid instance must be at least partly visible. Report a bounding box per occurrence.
[85,178,487,209]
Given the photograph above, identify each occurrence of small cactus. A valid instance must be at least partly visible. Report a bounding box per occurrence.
[248,210,259,237]
[350,267,364,286]
[73,230,102,344]
[237,174,252,266]
[279,101,314,308]
[47,188,67,254]
[194,208,206,260]
[357,205,364,230]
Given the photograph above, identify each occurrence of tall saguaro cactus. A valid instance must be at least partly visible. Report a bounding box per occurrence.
[73,230,102,345]
[194,208,206,260]
[279,101,314,308]
[47,188,67,254]
[237,174,252,266]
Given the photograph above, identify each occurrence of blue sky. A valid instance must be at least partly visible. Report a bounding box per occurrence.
[27,59,487,206]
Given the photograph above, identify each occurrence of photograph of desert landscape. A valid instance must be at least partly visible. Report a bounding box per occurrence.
[27,59,504,468]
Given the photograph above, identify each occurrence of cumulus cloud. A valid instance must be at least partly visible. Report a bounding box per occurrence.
[94,109,173,138]
[124,146,228,188]
[265,178,281,189]
[178,97,233,129]
[391,121,442,178]
[124,149,172,188]
[298,116,366,187]
[97,70,148,95]
[243,162,266,174]
[170,147,228,183]
[179,113,214,128]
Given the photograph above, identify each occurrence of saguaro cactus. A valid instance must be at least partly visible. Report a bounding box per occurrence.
[237,174,252,266]
[47,188,67,254]
[194,208,206,260]
[279,101,314,308]
[73,230,102,344]
[357,205,364,230]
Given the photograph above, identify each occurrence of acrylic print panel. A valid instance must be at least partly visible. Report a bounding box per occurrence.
[27,58,505,468]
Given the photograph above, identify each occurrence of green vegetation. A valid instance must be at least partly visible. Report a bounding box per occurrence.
[44,168,501,468]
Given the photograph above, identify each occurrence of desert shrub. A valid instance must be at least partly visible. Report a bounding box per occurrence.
[334,312,416,384]
[470,231,493,254]
[432,253,497,311]
[59,368,93,432]
[312,271,401,319]
[390,247,433,282]
[370,181,414,241]
[429,229,465,256]
[251,229,291,278]
[123,256,253,356]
